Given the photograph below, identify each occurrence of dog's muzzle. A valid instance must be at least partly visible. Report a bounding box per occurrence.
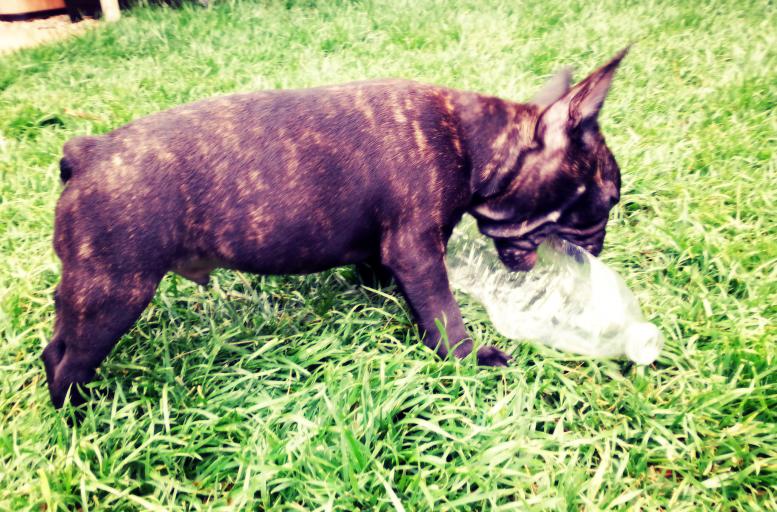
[556,219,608,256]
[478,214,609,270]
[494,240,539,271]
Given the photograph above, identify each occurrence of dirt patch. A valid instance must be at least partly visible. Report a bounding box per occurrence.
[0,15,97,54]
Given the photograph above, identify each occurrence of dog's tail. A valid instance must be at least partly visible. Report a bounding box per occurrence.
[59,135,98,184]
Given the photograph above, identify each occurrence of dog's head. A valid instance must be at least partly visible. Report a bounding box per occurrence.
[469,49,627,271]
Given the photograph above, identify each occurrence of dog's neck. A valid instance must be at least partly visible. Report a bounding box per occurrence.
[451,91,539,200]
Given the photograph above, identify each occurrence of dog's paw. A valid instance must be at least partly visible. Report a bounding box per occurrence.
[477,346,512,367]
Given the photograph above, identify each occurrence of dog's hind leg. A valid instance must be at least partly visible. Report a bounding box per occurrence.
[42,266,162,408]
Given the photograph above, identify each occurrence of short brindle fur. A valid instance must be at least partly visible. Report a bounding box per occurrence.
[44,50,627,408]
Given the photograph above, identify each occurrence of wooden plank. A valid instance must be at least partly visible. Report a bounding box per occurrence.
[0,0,65,15]
[99,0,120,21]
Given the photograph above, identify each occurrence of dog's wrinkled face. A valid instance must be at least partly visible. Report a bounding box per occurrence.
[471,50,627,271]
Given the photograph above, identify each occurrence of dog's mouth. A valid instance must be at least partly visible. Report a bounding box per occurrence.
[480,219,549,272]
[480,215,609,271]
[555,220,608,257]
[494,239,540,272]
[492,225,607,272]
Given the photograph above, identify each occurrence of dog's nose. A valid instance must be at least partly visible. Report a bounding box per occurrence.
[586,243,603,256]
[583,233,606,256]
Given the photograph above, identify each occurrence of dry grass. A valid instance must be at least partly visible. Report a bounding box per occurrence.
[0,15,97,54]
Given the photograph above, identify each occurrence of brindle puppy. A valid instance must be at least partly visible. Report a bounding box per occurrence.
[44,49,627,408]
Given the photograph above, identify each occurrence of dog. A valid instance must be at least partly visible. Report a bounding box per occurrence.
[44,49,627,408]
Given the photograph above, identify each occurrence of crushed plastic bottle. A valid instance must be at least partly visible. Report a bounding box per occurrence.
[446,221,663,365]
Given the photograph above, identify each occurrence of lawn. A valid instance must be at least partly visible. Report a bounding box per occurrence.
[0,0,775,509]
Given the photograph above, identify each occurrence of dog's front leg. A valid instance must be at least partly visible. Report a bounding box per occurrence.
[381,229,511,366]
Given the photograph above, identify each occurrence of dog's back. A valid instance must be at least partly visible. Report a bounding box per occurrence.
[54,79,469,279]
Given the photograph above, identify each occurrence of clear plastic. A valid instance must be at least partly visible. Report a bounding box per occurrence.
[446,221,663,365]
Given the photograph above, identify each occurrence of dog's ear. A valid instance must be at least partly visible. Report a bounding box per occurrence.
[537,47,628,147]
[567,47,628,125]
[532,66,573,108]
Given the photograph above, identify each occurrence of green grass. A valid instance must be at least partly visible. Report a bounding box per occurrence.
[1,0,775,509]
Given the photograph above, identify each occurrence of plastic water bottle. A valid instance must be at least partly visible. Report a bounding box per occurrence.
[446,222,663,365]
